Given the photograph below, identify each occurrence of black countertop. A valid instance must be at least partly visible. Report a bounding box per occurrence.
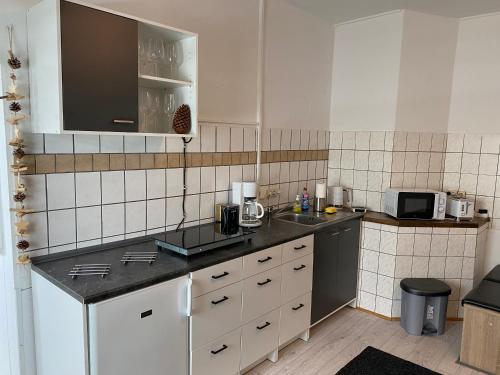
[31,210,363,304]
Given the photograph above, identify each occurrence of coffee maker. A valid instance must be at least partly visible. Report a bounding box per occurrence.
[231,182,264,227]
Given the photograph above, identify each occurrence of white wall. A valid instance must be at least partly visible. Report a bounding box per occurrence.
[447,12,500,275]
[396,11,457,133]
[330,11,404,131]
[448,12,500,133]
[85,0,260,125]
[263,0,334,130]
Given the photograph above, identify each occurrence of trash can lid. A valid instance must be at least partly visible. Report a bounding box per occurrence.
[484,265,500,283]
[400,278,451,297]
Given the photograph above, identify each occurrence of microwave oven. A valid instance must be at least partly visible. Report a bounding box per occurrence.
[384,188,447,220]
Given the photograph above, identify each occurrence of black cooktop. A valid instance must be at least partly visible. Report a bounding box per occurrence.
[154,223,255,256]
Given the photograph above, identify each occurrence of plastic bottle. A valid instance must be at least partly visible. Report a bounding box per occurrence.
[293,194,302,213]
[301,187,310,211]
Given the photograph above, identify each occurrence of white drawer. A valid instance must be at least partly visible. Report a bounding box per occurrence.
[243,245,282,278]
[191,328,241,375]
[242,267,282,323]
[279,293,311,346]
[281,253,313,304]
[191,282,242,349]
[191,258,243,297]
[282,235,314,263]
[240,309,280,370]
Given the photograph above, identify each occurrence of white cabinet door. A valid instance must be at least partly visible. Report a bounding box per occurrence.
[191,258,243,297]
[242,266,282,323]
[281,253,314,304]
[88,276,188,375]
[279,293,312,346]
[191,281,243,349]
[240,309,280,370]
[191,328,242,375]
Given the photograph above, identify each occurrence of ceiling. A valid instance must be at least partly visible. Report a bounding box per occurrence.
[288,0,500,24]
[4,0,500,21]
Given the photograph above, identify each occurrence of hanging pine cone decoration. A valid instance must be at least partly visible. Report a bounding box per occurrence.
[16,239,30,251]
[9,101,21,113]
[13,147,25,159]
[8,51,21,70]
[172,104,191,134]
[13,192,26,202]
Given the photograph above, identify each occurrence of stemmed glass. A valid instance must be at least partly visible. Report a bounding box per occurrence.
[147,38,162,76]
[167,42,178,78]
[164,92,176,132]
[138,38,146,74]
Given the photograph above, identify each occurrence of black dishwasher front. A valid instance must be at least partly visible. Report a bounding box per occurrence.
[311,219,360,325]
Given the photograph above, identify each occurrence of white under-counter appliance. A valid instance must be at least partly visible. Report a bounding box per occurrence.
[446,196,475,220]
[384,188,447,220]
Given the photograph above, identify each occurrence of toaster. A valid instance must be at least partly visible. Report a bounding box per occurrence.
[446,196,474,220]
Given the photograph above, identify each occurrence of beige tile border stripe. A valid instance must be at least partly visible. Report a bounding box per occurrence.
[23,150,328,174]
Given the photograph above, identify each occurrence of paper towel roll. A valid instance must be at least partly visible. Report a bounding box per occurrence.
[316,183,326,198]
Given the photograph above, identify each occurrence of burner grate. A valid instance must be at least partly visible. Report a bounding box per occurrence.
[69,264,111,279]
[121,251,158,265]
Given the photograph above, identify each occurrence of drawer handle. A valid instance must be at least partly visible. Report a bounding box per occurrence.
[212,271,229,280]
[211,296,229,305]
[258,256,273,263]
[113,119,135,124]
[257,278,272,286]
[140,309,152,319]
[344,228,352,232]
[294,245,306,250]
[331,232,340,237]
[292,303,304,311]
[293,264,306,271]
[256,321,271,330]
[211,345,228,355]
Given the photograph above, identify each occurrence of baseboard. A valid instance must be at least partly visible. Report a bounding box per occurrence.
[356,307,399,321]
[355,307,463,322]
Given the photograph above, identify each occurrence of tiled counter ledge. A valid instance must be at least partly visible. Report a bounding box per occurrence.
[358,212,490,319]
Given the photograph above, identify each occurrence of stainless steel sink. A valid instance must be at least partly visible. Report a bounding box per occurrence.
[274,213,328,226]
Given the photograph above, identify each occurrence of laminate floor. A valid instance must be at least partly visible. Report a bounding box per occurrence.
[247,308,483,375]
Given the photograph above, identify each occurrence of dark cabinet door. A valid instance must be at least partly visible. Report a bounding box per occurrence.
[311,218,361,325]
[337,219,361,306]
[60,0,138,132]
[311,225,341,325]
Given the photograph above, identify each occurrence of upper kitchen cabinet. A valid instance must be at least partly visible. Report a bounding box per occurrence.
[27,0,198,137]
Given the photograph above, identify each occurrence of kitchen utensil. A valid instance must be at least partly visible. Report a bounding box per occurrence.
[232,182,264,227]
[329,186,344,207]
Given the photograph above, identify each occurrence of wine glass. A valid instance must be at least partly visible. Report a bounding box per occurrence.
[153,93,162,132]
[167,42,178,78]
[164,92,176,132]
[145,90,156,132]
[174,41,183,76]
[139,89,147,132]
[138,38,146,74]
[147,38,161,76]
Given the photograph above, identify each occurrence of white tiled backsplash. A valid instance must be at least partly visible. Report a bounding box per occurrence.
[327,131,500,228]
[358,221,489,318]
[22,125,329,256]
[258,128,329,208]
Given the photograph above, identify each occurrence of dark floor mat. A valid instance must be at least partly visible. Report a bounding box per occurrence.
[336,346,441,375]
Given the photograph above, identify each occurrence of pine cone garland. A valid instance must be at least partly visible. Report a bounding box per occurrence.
[16,240,30,251]
[8,51,21,69]
[8,56,21,69]
[9,101,21,112]
[13,192,26,202]
[172,104,191,134]
[13,147,25,159]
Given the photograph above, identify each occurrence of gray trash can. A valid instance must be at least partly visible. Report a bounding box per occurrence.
[400,278,451,336]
